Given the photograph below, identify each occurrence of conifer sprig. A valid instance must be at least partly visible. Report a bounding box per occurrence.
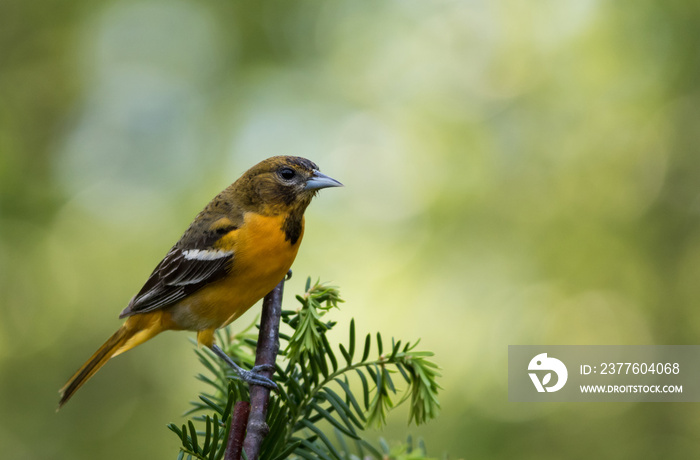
[169,278,441,459]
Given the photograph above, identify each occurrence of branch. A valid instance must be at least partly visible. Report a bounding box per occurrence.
[224,401,250,460]
[235,275,286,459]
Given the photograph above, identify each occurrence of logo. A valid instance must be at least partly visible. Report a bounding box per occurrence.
[528,353,568,392]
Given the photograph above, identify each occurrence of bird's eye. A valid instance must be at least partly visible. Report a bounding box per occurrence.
[279,167,296,180]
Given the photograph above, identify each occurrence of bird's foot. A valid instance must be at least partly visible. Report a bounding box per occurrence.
[211,345,278,390]
[236,365,278,389]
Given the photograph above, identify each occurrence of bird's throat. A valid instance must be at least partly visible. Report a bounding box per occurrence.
[282,208,305,245]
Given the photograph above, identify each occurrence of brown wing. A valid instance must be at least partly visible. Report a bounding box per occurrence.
[119,247,233,318]
[119,211,241,318]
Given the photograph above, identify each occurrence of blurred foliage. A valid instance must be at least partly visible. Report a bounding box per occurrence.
[170,279,439,459]
[2,0,700,458]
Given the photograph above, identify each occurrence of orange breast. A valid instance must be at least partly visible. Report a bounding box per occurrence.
[168,212,304,332]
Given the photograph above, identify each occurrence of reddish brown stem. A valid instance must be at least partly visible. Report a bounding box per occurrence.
[224,401,250,460]
[242,276,286,460]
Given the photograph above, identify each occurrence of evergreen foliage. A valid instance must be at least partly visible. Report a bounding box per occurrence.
[168,279,441,459]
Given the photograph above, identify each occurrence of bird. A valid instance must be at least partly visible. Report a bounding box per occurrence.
[58,156,342,408]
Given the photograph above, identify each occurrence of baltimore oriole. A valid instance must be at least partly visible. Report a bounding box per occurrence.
[58,156,341,408]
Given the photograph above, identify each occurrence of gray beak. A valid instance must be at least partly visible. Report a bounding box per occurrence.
[305,170,343,191]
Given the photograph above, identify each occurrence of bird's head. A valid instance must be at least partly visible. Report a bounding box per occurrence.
[235,156,342,214]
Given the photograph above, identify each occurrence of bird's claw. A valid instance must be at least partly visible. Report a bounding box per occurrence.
[210,344,278,390]
[238,367,278,390]
[251,363,275,373]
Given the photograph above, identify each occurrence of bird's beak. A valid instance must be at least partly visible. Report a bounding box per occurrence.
[305,170,343,191]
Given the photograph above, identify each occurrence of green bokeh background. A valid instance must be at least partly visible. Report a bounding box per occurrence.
[2,0,700,458]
